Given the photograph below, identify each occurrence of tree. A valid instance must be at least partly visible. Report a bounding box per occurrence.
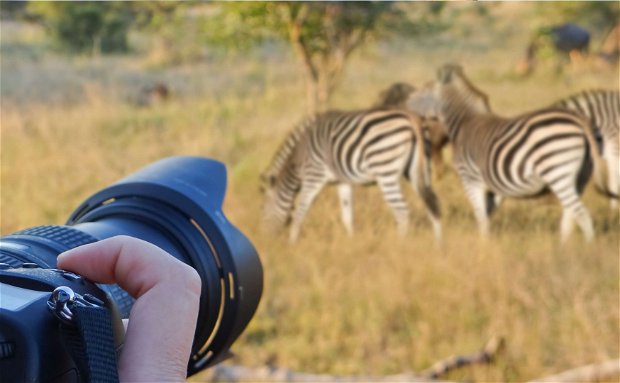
[203,2,441,114]
[131,2,201,66]
[278,2,392,113]
[27,2,134,55]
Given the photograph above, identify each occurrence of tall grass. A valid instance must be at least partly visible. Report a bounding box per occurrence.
[2,15,618,382]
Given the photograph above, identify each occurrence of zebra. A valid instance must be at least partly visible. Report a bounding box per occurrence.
[374,82,450,178]
[261,109,442,243]
[552,89,619,210]
[407,64,613,243]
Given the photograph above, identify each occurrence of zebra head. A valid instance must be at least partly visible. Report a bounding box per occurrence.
[260,117,315,232]
[260,170,283,231]
[404,81,440,117]
[402,82,451,159]
[375,82,417,109]
[260,158,301,233]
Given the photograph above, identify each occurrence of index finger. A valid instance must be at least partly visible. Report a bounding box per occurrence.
[57,235,200,298]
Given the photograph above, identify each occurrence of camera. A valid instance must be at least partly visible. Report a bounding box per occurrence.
[0,156,263,381]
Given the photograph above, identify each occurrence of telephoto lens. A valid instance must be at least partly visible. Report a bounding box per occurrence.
[0,156,263,376]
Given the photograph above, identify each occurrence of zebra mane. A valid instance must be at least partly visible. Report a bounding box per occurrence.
[554,89,619,106]
[263,115,316,180]
[442,64,491,113]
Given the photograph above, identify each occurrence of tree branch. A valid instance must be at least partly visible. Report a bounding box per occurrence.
[286,4,316,81]
[283,3,320,113]
[420,336,505,379]
[527,359,620,383]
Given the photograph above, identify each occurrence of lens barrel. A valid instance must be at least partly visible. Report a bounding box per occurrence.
[0,156,263,375]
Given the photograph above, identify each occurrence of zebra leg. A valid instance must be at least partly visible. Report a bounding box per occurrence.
[605,147,619,210]
[546,176,594,243]
[337,183,354,236]
[427,208,442,244]
[407,143,442,242]
[559,198,594,243]
[408,172,442,242]
[432,147,445,179]
[462,181,492,238]
[376,176,410,236]
[289,178,328,243]
[494,194,504,209]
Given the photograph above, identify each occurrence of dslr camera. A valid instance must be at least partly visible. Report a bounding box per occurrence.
[0,156,263,382]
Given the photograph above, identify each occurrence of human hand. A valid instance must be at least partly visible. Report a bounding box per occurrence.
[57,235,202,382]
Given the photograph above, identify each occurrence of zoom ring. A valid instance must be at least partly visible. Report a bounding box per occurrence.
[14,225,98,250]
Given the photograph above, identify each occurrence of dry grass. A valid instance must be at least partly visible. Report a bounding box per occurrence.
[2,11,619,382]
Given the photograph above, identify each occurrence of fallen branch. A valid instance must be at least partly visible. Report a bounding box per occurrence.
[195,337,503,382]
[527,359,620,383]
[420,336,504,379]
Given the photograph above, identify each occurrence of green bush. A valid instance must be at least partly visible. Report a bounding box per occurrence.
[28,2,134,54]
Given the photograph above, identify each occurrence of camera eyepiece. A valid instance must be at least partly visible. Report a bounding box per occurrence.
[0,156,263,375]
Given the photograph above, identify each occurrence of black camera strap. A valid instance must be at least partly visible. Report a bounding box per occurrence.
[60,305,120,383]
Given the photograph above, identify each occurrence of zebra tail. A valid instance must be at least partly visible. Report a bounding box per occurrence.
[579,117,618,198]
[409,113,441,218]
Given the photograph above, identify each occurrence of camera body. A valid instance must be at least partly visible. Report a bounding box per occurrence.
[0,156,263,381]
[0,264,124,382]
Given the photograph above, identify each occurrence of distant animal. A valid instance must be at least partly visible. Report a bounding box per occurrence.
[550,23,590,54]
[516,23,590,76]
[261,109,442,243]
[553,90,620,210]
[137,82,170,107]
[374,82,450,178]
[408,64,612,242]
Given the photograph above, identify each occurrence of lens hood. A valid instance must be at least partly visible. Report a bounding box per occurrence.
[66,156,263,372]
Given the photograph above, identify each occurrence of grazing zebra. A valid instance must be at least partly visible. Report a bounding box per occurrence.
[261,109,442,243]
[407,64,613,242]
[552,89,620,210]
[375,82,450,178]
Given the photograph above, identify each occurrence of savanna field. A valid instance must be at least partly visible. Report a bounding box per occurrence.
[1,5,619,382]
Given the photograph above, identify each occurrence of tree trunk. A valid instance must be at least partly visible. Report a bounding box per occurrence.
[286,6,320,115]
[304,75,319,115]
[284,3,367,115]
[316,72,330,113]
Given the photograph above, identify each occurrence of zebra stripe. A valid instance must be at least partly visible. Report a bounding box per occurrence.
[420,64,603,242]
[262,109,441,243]
[553,89,620,209]
[262,116,317,182]
[375,82,451,178]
